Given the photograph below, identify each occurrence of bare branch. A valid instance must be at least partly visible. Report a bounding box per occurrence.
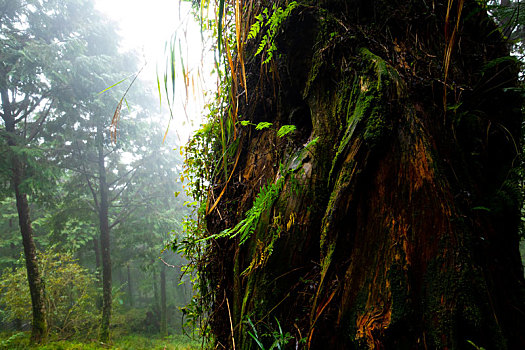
[159,257,181,269]
[108,165,138,188]
[109,171,137,203]
[14,95,46,124]
[27,101,52,142]
[75,140,100,213]
[109,204,140,229]
[85,171,100,214]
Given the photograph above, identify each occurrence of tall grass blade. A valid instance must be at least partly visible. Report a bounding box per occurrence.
[170,37,177,103]
[156,66,162,110]
[218,0,225,57]
[206,140,241,215]
[98,77,127,94]
[109,64,144,143]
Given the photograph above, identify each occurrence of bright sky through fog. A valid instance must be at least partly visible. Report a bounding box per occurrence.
[94,0,207,144]
[94,0,186,76]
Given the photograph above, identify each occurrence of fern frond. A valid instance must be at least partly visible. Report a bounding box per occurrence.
[247,15,263,40]
[277,125,296,138]
[255,122,273,130]
[255,35,268,56]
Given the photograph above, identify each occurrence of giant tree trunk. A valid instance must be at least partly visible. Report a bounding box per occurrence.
[203,0,525,349]
[1,86,47,343]
[97,126,112,343]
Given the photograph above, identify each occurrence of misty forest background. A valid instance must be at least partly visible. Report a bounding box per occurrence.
[1,0,525,349]
[0,0,200,348]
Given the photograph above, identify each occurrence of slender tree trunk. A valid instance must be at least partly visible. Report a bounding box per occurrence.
[92,237,103,310]
[93,237,101,271]
[203,0,525,349]
[160,262,167,337]
[153,268,159,312]
[13,162,48,342]
[10,236,22,330]
[1,86,47,343]
[127,263,133,307]
[96,125,112,343]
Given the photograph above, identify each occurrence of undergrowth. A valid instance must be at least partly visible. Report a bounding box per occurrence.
[0,332,200,350]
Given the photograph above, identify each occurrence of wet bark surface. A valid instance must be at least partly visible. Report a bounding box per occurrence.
[203,0,525,349]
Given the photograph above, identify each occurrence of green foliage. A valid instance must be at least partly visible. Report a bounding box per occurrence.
[248,2,298,64]
[168,0,303,345]
[115,334,200,350]
[247,14,264,40]
[0,332,200,349]
[0,250,98,340]
[256,122,273,130]
[240,121,296,138]
[1,0,192,343]
[182,123,220,203]
[481,55,519,74]
[0,198,23,269]
[0,332,30,350]
[213,176,285,245]
[467,339,486,350]
[276,125,296,138]
[245,317,293,350]
[483,0,525,59]
[109,308,153,339]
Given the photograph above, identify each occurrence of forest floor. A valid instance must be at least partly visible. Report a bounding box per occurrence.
[0,333,201,350]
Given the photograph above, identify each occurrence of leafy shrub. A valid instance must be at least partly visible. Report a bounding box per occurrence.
[0,250,98,340]
[0,331,31,350]
[110,308,154,339]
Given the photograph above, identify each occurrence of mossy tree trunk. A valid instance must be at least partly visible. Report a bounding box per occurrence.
[203,0,525,349]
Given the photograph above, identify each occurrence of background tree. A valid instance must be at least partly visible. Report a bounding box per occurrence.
[0,250,99,340]
[186,0,525,348]
[0,0,113,341]
[110,136,191,336]
[1,0,197,345]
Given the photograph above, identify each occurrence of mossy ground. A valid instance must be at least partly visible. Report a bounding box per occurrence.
[0,332,201,350]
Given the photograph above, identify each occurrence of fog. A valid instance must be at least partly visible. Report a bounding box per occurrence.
[0,0,210,346]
